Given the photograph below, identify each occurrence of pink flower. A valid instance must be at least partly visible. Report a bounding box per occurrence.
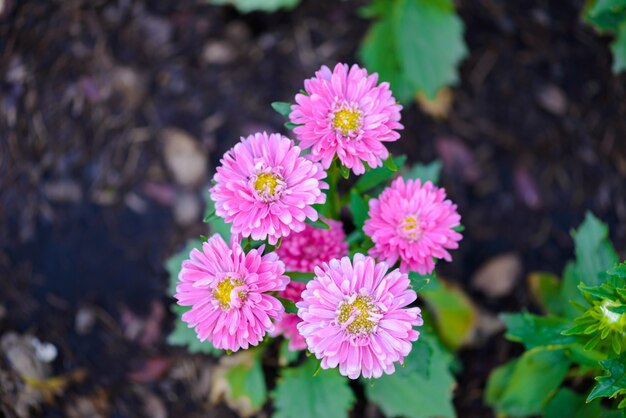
[364,177,462,274]
[210,132,327,245]
[175,234,289,352]
[270,281,307,351]
[275,218,349,272]
[290,63,403,175]
[297,254,422,379]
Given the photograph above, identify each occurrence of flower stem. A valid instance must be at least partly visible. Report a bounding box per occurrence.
[327,159,341,219]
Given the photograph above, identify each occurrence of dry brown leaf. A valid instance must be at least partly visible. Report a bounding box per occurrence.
[416,88,454,120]
[471,253,522,298]
[162,128,207,186]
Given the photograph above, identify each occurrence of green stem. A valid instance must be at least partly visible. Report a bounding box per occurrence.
[327,159,341,219]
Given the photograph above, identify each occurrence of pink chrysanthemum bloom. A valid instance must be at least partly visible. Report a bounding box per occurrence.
[275,218,349,272]
[297,254,422,379]
[364,177,462,274]
[270,281,307,351]
[175,234,289,352]
[210,132,327,245]
[289,63,403,175]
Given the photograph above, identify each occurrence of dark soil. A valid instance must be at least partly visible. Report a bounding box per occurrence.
[1,0,626,417]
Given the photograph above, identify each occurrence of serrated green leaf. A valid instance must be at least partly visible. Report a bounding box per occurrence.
[392,0,467,98]
[486,348,571,417]
[354,155,407,193]
[588,355,626,404]
[166,239,203,297]
[359,17,415,104]
[209,0,300,13]
[403,160,443,185]
[611,22,626,73]
[559,213,617,318]
[273,357,355,418]
[365,333,456,418]
[349,190,369,230]
[271,101,292,117]
[167,304,222,355]
[573,212,618,287]
[502,312,576,349]
[224,348,267,412]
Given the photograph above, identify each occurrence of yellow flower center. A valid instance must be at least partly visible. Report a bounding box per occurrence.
[213,277,246,310]
[253,172,283,200]
[399,215,423,241]
[332,107,362,136]
[338,295,379,335]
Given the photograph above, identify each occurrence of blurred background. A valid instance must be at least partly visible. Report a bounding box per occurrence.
[1,0,626,417]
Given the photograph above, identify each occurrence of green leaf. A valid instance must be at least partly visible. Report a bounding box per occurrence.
[408,272,433,292]
[558,213,617,318]
[485,359,516,409]
[278,338,301,366]
[285,271,315,283]
[421,277,477,349]
[611,22,626,73]
[501,312,576,349]
[349,190,369,230]
[382,155,399,172]
[284,122,299,130]
[167,304,222,355]
[354,155,407,193]
[273,357,355,418]
[165,239,202,297]
[224,348,268,412]
[403,160,443,185]
[277,296,298,314]
[528,272,562,315]
[359,17,415,104]
[486,348,571,417]
[585,0,626,32]
[573,212,618,287]
[339,164,351,179]
[365,332,456,418]
[209,0,300,13]
[588,355,626,404]
[305,217,330,230]
[543,388,607,418]
[271,101,293,117]
[392,0,467,98]
[204,191,232,241]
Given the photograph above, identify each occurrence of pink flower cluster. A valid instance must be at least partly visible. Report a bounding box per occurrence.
[173,62,462,379]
